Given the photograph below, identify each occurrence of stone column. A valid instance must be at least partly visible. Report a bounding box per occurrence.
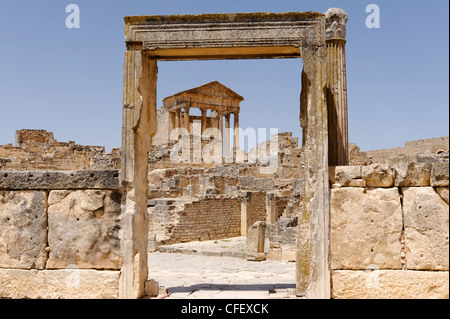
[184,107,190,133]
[175,109,181,129]
[224,113,231,159]
[240,191,252,236]
[266,192,277,224]
[201,108,207,135]
[120,51,156,299]
[325,8,349,166]
[233,112,240,152]
[218,111,224,159]
[169,111,176,134]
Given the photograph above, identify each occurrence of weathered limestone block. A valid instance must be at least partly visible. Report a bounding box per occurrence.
[330,187,402,269]
[361,164,395,187]
[394,162,431,186]
[0,268,120,299]
[0,191,47,269]
[332,270,449,299]
[246,221,266,261]
[436,187,449,205]
[0,170,120,190]
[329,166,361,187]
[402,187,449,270]
[431,161,449,186]
[47,190,122,269]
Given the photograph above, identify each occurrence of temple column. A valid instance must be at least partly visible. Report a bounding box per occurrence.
[201,108,207,135]
[224,113,231,158]
[218,111,224,158]
[184,107,190,133]
[233,112,240,151]
[175,109,181,129]
[325,8,349,166]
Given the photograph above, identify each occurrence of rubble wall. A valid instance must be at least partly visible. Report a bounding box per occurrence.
[0,170,122,299]
[329,162,449,299]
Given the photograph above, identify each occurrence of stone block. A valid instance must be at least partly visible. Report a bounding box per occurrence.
[330,187,402,270]
[394,162,431,186]
[47,190,122,269]
[329,165,361,187]
[246,221,266,261]
[436,187,449,205]
[0,268,120,299]
[431,161,449,186]
[144,279,160,297]
[361,164,395,187]
[0,170,120,190]
[331,270,449,299]
[0,191,47,269]
[348,179,366,187]
[402,187,449,270]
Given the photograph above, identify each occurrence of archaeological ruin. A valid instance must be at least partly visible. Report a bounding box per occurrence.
[0,8,448,299]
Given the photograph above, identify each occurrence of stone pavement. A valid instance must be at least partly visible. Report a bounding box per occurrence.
[147,237,297,299]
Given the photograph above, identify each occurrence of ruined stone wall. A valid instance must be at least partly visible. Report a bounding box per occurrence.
[0,130,120,171]
[0,170,122,299]
[350,136,449,165]
[329,161,449,299]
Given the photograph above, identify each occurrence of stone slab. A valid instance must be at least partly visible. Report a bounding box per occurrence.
[332,270,449,299]
[431,161,449,186]
[0,170,120,190]
[402,187,449,270]
[361,164,395,187]
[0,268,120,299]
[47,190,122,269]
[0,191,47,269]
[330,187,402,270]
[393,162,431,186]
[329,166,361,187]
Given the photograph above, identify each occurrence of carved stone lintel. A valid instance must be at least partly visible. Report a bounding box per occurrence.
[325,8,348,40]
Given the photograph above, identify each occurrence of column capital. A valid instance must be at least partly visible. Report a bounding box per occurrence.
[325,8,348,41]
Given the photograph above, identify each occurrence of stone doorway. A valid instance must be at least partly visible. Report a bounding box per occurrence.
[119,10,348,299]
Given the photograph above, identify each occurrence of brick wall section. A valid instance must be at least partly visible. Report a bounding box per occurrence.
[249,191,267,226]
[167,196,241,243]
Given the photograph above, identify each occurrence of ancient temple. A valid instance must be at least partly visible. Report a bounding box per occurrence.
[153,81,244,159]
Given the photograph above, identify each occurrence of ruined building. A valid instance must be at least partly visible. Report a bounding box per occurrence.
[0,9,448,299]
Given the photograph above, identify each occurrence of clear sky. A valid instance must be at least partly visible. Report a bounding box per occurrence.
[0,0,448,152]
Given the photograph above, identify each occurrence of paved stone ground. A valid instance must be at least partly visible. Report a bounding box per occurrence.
[147,237,297,299]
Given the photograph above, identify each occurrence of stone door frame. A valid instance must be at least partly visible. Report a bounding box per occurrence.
[119,10,348,299]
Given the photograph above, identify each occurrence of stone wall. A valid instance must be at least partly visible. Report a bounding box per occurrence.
[0,130,120,171]
[329,161,449,299]
[0,170,122,299]
[350,136,449,165]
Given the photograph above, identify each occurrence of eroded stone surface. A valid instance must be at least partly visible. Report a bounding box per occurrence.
[329,166,361,187]
[402,187,449,270]
[47,190,122,269]
[431,161,449,186]
[0,268,120,299]
[0,170,120,190]
[361,164,395,187]
[330,187,402,270]
[394,162,431,186]
[332,270,449,299]
[0,191,47,270]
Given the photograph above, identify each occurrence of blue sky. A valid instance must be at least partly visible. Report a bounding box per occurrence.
[0,0,448,152]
